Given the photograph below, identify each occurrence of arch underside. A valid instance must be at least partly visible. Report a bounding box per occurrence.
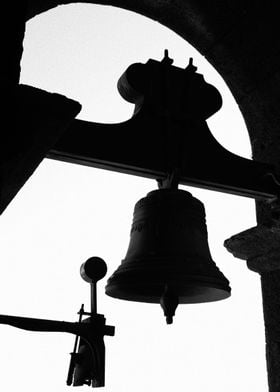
[25,1,280,170]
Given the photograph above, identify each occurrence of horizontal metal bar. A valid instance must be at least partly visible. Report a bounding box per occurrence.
[48,117,280,201]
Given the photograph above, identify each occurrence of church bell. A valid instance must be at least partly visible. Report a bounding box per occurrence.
[105,189,231,323]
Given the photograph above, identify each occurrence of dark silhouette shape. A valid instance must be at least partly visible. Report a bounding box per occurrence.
[106,184,231,323]
[0,85,81,214]
[5,2,280,390]
[0,257,114,388]
[49,52,280,201]
[160,285,179,324]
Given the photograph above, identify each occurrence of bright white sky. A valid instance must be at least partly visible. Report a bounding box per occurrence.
[0,4,268,392]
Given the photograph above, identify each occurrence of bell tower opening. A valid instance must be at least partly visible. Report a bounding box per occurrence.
[0,3,266,392]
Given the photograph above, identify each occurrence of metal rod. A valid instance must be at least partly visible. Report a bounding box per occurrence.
[91,282,97,314]
[66,304,84,386]
[73,304,84,352]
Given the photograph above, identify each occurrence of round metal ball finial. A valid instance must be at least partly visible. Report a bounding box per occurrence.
[80,257,107,283]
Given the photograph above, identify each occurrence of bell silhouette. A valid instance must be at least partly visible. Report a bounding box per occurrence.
[105,189,231,323]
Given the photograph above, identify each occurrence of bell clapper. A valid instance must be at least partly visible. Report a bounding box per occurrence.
[160,285,179,324]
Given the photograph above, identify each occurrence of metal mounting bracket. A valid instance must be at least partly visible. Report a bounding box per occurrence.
[0,257,114,388]
[48,53,280,201]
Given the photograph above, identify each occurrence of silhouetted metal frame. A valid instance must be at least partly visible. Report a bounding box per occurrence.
[48,59,280,200]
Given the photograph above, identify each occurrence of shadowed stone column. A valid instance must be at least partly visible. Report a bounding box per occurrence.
[0,2,82,214]
[3,1,27,87]
[225,224,280,392]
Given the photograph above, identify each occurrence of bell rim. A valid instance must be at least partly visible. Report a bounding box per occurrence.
[106,260,231,304]
[110,255,230,283]
[106,271,231,290]
[105,280,231,304]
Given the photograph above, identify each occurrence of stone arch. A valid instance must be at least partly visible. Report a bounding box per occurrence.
[25,2,279,155]
[24,1,280,225]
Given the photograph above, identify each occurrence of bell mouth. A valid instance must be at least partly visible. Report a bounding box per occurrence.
[106,281,230,304]
[105,258,231,305]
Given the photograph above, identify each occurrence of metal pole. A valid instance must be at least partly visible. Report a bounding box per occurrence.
[91,282,97,314]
